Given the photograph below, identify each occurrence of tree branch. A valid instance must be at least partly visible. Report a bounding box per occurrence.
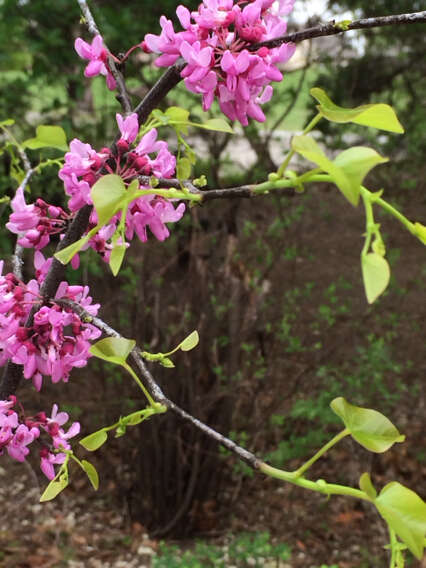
[56,299,260,469]
[77,0,132,113]
[253,11,426,50]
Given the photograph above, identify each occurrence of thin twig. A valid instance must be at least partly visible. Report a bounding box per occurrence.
[252,11,426,50]
[56,299,260,468]
[77,0,132,113]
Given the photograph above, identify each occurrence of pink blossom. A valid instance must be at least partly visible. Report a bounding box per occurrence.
[74,35,116,90]
[7,424,39,462]
[116,113,139,144]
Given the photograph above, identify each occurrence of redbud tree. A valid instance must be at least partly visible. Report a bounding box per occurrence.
[0,1,425,565]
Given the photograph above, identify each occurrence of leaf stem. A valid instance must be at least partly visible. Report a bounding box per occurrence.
[276,112,323,178]
[293,428,350,477]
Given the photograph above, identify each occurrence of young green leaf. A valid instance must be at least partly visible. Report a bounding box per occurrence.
[109,243,126,276]
[79,429,108,451]
[159,357,175,368]
[359,472,377,499]
[81,459,99,490]
[178,330,199,352]
[310,88,404,133]
[91,174,127,226]
[90,336,136,365]
[330,397,405,452]
[361,252,390,304]
[54,235,90,265]
[375,482,426,559]
[333,147,388,196]
[23,125,68,151]
[0,119,15,127]
[40,477,69,502]
[195,118,234,134]
[177,157,192,180]
[166,106,190,123]
[292,135,359,205]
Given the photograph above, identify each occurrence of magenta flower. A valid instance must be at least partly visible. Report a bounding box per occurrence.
[116,113,139,144]
[74,34,116,90]
[144,0,296,125]
[7,424,39,462]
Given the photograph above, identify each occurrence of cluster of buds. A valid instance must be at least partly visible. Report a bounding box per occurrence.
[0,397,80,480]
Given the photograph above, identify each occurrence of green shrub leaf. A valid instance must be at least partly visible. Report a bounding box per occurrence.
[197,118,234,133]
[81,459,99,490]
[109,243,126,276]
[79,429,108,451]
[375,482,426,559]
[23,125,68,151]
[89,337,135,365]
[91,174,127,226]
[333,147,388,194]
[54,235,90,265]
[40,477,68,502]
[359,472,377,499]
[330,397,405,452]
[178,330,199,352]
[310,88,404,133]
[361,252,390,304]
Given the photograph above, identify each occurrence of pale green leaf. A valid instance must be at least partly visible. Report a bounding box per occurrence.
[54,235,90,265]
[330,397,405,452]
[91,174,127,226]
[90,336,135,365]
[109,244,126,276]
[178,330,199,352]
[359,472,377,499]
[81,459,99,490]
[361,252,390,304]
[40,477,68,502]
[310,88,404,133]
[195,118,234,134]
[23,125,68,151]
[79,429,108,451]
[292,135,359,205]
[376,482,426,559]
[333,147,388,196]
[0,119,15,127]
[166,106,190,123]
[177,157,192,180]
[160,357,175,368]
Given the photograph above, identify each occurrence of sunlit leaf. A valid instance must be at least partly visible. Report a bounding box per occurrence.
[166,106,190,123]
[81,459,99,490]
[334,147,388,195]
[90,337,135,365]
[91,174,127,226]
[177,157,192,180]
[178,330,199,352]
[361,252,390,304]
[54,235,90,265]
[330,397,405,452]
[23,125,68,151]
[195,118,234,134]
[109,243,126,276]
[376,482,426,559]
[292,135,359,205]
[359,472,377,499]
[310,88,404,133]
[79,429,108,451]
[40,477,68,502]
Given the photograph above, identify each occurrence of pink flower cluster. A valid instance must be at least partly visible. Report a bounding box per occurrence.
[75,35,116,90]
[144,0,296,125]
[58,113,184,262]
[0,397,80,480]
[0,259,101,391]
[6,187,70,250]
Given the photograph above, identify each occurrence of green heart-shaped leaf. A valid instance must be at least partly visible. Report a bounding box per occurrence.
[91,174,127,226]
[330,397,405,452]
[81,459,99,490]
[79,429,108,451]
[90,337,135,365]
[361,252,390,304]
[333,147,388,195]
[40,476,69,502]
[375,482,426,559]
[109,243,126,276]
[23,125,68,151]
[310,88,404,133]
[178,330,199,352]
